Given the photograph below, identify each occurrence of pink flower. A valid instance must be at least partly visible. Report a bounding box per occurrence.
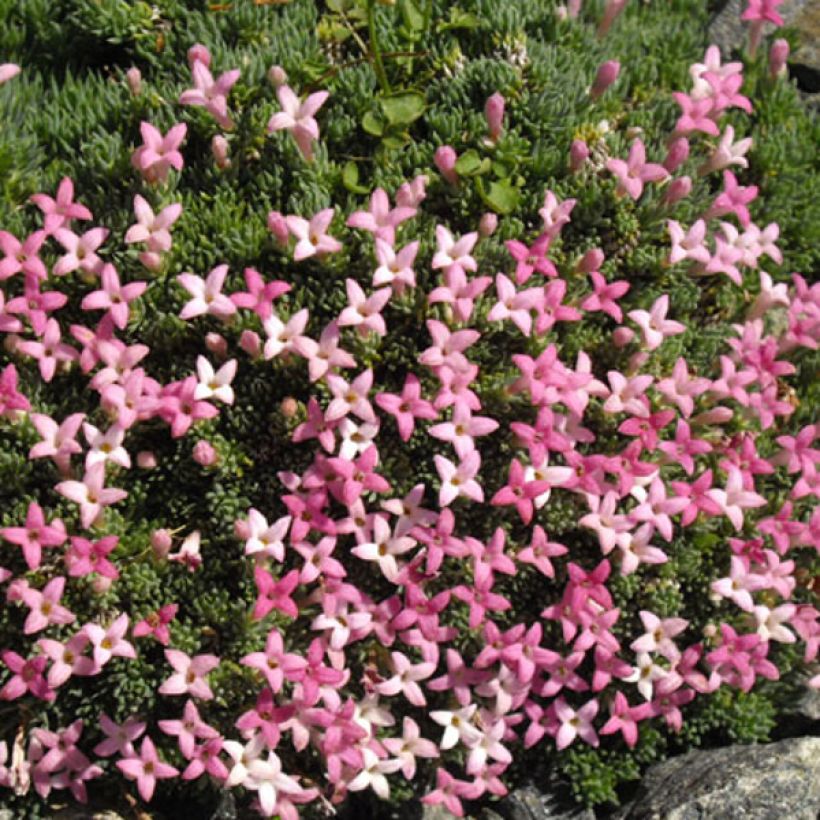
[606,139,668,200]
[1,501,66,570]
[179,58,240,129]
[435,450,484,506]
[0,63,21,85]
[124,195,182,269]
[30,177,93,235]
[131,122,187,184]
[554,697,599,749]
[346,188,416,244]
[230,267,290,319]
[159,649,220,700]
[0,229,48,280]
[16,318,78,382]
[428,401,498,459]
[252,567,300,620]
[375,374,437,441]
[581,271,630,322]
[81,263,146,329]
[133,604,179,646]
[337,279,391,336]
[0,652,54,701]
[94,714,146,758]
[627,295,686,350]
[55,463,128,530]
[83,614,136,667]
[158,700,219,758]
[117,737,179,802]
[431,226,478,278]
[286,209,342,260]
[177,264,236,320]
[373,238,419,293]
[18,577,75,634]
[706,466,767,530]
[38,633,97,689]
[267,84,329,161]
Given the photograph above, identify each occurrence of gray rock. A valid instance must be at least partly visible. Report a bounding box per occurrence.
[617,736,820,820]
[708,0,820,97]
[489,784,595,820]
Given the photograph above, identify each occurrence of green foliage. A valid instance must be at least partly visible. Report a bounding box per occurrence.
[0,0,818,816]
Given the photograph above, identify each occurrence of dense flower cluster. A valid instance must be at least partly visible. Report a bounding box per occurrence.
[0,1,817,816]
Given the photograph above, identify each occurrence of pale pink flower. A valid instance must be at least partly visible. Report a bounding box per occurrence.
[267,85,329,161]
[286,209,342,260]
[159,649,220,700]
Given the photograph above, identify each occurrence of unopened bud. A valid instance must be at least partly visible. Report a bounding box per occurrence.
[239,329,262,358]
[479,212,498,237]
[234,518,252,540]
[484,92,505,143]
[569,139,590,173]
[211,135,231,169]
[151,529,173,560]
[590,60,620,99]
[568,0,583,17]
[93,576,114,594]
[434,145,459,185]
[267,210,289,245]
[769,38,789,80]
[125,67,142,96]
[187,43,211,70]
[664,137,690,173]
[280,397,299,418]
[205,333,228,358]
[268,64,288,87]
[597,0,628,38]
[578,248,605,273]
[137,451,157,469]
[613,326,635,347]
[193,440,218,466]
[662,175,692,206]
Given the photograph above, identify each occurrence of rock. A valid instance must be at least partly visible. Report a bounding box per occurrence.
[488,784,595,820]
[707,0,820,99]
[616,737,820,820]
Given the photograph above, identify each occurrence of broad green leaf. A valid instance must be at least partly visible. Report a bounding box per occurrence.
[380,92,426,127]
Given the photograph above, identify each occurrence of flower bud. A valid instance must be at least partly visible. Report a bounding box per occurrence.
[138,251,163,271]
[590,60,620,99]
[239,329,262,358]
[434,145,459,185]
[663,137,689,173]
[193,440,218,466]
[597,0,628,38]
[187,43,211,70]
[280,397,299,418]
[484,92,505,143]
[93,576,114,594]
[613,326,635,347]
[691,406,733,426]
[479,212,498,237]
[211,135,231,169]
[268,64,288,87]
[568,0,582,17]
[578,248,605,273]
[205,333,228,358]
[396,174,429,209]
[769,38,789,80]
[234,517,252,540]
[137,451,157,469]
[628,351,649,372]
[569,139,590,173]
[151,529,173,560]
[267,210,289,245]
[125,67,142,96]
[662,175,692,206]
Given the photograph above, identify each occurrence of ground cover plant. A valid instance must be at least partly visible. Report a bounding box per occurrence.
[0,0,818,816]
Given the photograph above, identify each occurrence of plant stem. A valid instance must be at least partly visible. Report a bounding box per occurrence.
[367,0,391,94]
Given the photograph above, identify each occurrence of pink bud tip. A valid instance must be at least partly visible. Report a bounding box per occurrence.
[151,529,173,560]
[570,139,590,173]
[662,175,692,206]
[479,213,498,237]
[664,137,690,173]
[484,92,506,143]
[268,65,288,87]
[234,518,252,540]
[137,451,157,469]
[205,333,228,358]
[769,39,789,79]
[434,145,459,185]
[187,44,211,70]
[211,135,231,169]
[591,60,620,98]
[280,397,299,418]
[193,440,218,467]
[578,248,605,273]
[239,330,262,358]
[267,211,289,245]
[125,67,142,96]
[613,326,636,347]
